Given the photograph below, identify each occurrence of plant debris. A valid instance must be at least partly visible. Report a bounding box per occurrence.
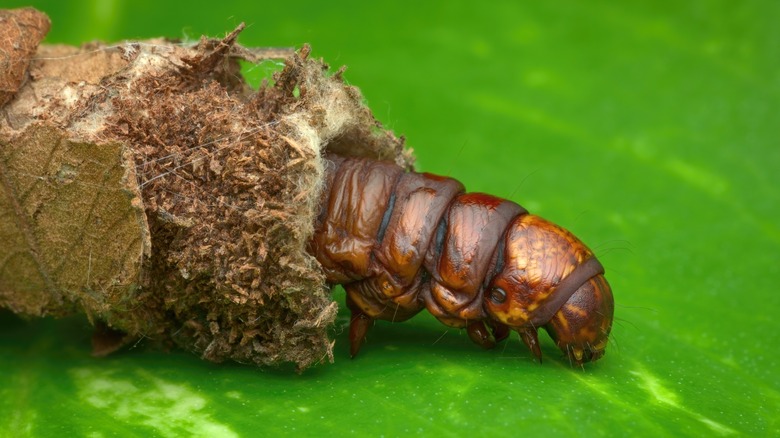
[0,8,412,370]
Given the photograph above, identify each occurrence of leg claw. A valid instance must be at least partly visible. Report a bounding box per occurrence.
[467,321,497,349]
[346,294,373,358]
[518,327,543,363]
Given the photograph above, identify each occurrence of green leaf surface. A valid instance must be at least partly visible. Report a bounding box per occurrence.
[2,1,778,436]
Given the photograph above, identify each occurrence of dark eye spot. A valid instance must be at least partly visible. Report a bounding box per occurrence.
[489,287,507,304]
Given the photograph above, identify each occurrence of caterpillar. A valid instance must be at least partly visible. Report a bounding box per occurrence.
[309,155,614,365]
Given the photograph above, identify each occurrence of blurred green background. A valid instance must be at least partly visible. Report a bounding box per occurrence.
[2,0,778,436]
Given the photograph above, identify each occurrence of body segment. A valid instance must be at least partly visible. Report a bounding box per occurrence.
[310,155,614,365]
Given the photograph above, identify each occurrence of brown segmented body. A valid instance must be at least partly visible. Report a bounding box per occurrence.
[309,155,614,365]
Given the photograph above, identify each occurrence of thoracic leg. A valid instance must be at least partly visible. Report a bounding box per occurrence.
[467,320,496,349]
[346,294,373,358]
[467,320,515,349]
[518,327,543,362]
[91,321,129,357]
[490,321,510,343]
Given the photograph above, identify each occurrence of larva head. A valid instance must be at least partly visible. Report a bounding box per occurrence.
[484,214,614,365]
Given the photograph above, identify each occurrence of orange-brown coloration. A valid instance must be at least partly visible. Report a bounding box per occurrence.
[486,214,591,327]
[484,214,613,364]
[310,156,614,365]
[422,193,524,327]
[310,157,403,283]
